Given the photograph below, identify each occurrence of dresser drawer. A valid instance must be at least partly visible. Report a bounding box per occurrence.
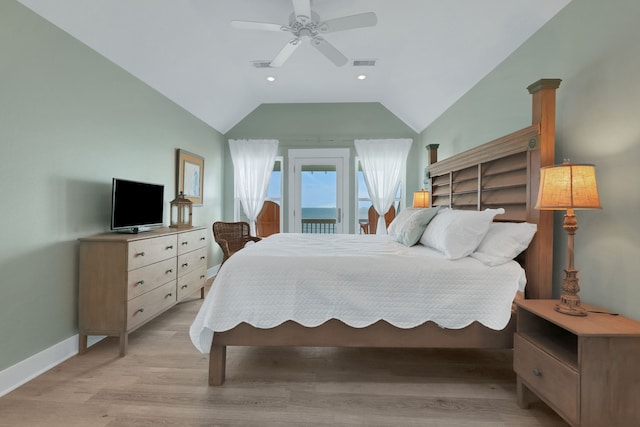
[127,281,177,331]
[177,267,206,301]
[178,246,207,277]
[514,333,580,425]
[178,228,208,255]
[128,235,177,270]
[127,258,177,300]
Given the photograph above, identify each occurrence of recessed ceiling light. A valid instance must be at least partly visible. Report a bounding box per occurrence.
[357,74,367,80]
[266,76,276,82]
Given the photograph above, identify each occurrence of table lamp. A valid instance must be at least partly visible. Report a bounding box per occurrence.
[413,189,430,208]
[535,161,601,316]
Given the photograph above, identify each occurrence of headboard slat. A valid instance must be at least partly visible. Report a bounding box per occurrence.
[429,125,539,176]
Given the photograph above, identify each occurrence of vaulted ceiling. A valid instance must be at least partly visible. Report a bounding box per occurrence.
[17,0,571,133]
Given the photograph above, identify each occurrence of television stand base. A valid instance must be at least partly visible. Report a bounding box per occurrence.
[117,226,152,234]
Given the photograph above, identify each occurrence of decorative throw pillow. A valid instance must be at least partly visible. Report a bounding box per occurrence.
[419,208,506,259]
[471,222,537,266]
[395,207,441,246]
[387,208,419,236]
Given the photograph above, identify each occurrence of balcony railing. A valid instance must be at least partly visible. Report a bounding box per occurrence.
[301,218,336,234]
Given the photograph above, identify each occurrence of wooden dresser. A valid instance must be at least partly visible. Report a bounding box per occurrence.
[78,226,208,356]
[515,299,640,427]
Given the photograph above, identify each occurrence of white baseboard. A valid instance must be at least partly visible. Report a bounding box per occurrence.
[0,334,105,398]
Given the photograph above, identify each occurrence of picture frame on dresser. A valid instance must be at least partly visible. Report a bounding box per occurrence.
[176,149,204,205]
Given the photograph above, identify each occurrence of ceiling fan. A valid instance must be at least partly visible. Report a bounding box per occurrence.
[231,0,377,67]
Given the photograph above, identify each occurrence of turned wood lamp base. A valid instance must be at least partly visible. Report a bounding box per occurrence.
[555,300,587,317]
[555,214,587,317]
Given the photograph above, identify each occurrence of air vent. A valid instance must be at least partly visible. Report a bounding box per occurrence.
[252,61,272,68]
[353,59,376,67]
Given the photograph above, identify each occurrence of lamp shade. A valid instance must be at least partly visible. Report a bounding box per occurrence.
[535,162,601,210]
[412,189,430,208]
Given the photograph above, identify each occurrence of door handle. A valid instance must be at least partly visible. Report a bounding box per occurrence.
[337,208,342,223]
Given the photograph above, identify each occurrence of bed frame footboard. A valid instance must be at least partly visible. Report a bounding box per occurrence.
[208,318,516,385]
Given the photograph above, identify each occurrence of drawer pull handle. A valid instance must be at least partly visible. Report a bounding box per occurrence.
[165,293,173,298]
[200,237,206,241]
[200,275,205,279]
[166,245,173,249]
[182,263,189,268]
[137,251,145,257]
[166,269,173,274]
[182,241,189,246]
[181,285,188,289]
[532,368,542,377]
[200,256,206,260]
[135,308,144,314]
[137,280,144,286]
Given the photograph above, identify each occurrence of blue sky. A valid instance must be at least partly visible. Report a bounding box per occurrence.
[267,171,371,208]
[301,171,337,208]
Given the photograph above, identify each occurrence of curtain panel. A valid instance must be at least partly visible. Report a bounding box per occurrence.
[229,139,279,235]
[354,138,413,234]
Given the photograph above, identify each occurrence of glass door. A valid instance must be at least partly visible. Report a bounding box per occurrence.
[288,149,349,233]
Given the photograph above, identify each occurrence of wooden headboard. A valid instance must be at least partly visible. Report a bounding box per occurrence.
[425,79,561,299]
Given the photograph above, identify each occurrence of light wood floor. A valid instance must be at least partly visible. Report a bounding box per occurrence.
[0,290,568,426]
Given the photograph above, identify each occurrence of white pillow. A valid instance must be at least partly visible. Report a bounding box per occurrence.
[419,208,505,260]
[387,208,420,236]
[471,222,537,266]
[395,207,441,247]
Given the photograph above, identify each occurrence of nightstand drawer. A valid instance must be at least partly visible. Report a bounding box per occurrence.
[514,333,580,425]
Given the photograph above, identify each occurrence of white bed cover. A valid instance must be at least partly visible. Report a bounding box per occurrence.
[190,233,526,353]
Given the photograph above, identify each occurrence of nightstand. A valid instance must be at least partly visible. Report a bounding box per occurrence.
[514,299,640,427]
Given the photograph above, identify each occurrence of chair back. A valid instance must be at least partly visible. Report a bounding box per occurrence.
[256,201,280,237]
[213,221,260,264]
[362,204,396,234]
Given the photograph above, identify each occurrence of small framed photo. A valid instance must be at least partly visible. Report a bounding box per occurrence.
[176,149,204,205]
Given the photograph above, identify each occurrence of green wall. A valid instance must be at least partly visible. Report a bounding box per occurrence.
[420,0,640,320]
[225,103,420,233]
[0,1,225,371]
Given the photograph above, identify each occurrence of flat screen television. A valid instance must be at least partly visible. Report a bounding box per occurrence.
[111,178,164,233]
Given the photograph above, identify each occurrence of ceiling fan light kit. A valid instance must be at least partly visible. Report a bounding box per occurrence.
[231,0,377,67]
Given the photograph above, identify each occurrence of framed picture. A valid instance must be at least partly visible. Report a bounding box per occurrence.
[176,149,204,205]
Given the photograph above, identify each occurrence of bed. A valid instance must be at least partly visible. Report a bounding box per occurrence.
[192,78,561,385]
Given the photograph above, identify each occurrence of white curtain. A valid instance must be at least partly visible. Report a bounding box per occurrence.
[229,139,279,236]
[354,138,413,235]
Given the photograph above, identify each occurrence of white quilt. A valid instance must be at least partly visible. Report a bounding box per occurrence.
[190,233,526,353]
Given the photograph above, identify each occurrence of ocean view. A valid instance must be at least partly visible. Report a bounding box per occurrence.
[302,207,370,220]
[301,207,335,219]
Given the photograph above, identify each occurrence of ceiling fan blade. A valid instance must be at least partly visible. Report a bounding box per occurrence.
[311,37,348,66]
[321,12,377,33]
[231,20,287,32]
[270,38,302,67]
[292,0,311,22]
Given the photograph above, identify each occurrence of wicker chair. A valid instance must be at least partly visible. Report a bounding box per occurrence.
[213,221,261,265]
